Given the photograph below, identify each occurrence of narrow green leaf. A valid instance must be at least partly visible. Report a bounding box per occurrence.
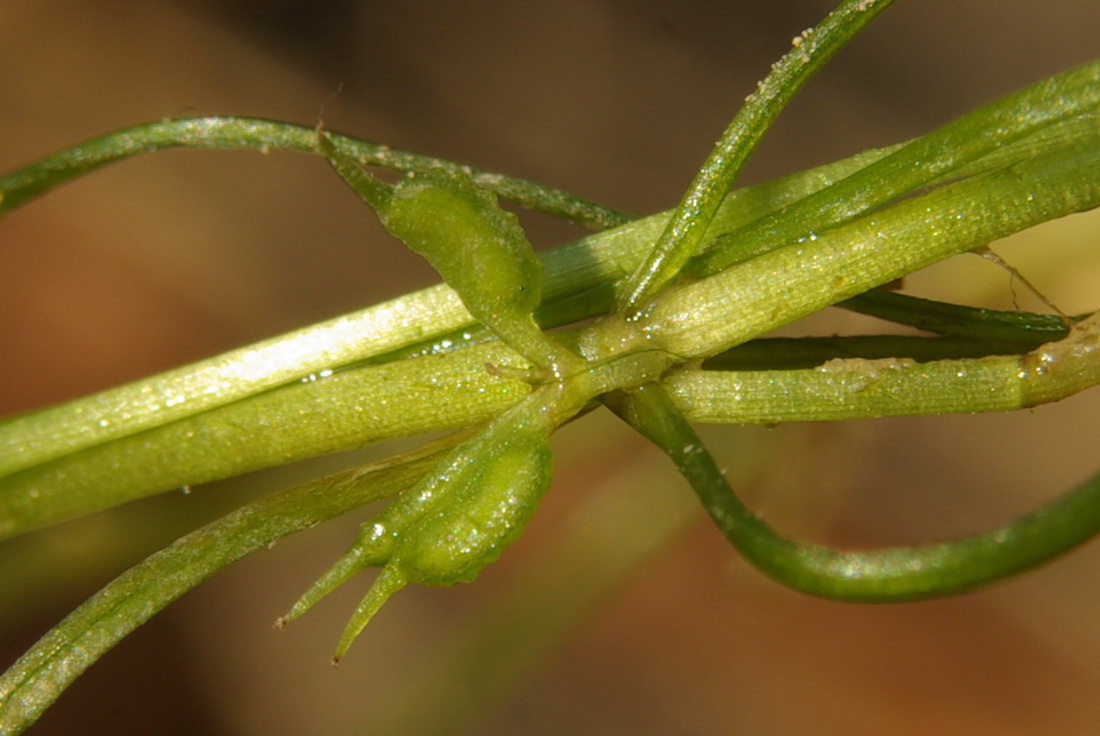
[0,439,458,735]
[644,139,1100,359]
[841,290,1075,343]
[617,0,897,313]
[691,60,1100,275]
[0,116,630,229]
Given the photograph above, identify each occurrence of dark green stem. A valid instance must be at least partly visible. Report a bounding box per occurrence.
[841,290,1076,343]
[607,384,1100,601]
[701,334,1030,371]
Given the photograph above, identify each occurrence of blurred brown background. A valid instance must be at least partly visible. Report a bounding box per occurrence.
[2,1,1100,734]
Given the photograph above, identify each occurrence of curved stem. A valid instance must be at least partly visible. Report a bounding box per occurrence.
[607,383,1100,601]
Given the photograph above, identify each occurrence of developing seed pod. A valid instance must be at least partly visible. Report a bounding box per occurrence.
[330,428,554,662]
[397,430,553,584]
[323,137,575,373]
[385,169,542,321]
[278,382,572,659]
[274,466,460,630]
[382,169,575,371]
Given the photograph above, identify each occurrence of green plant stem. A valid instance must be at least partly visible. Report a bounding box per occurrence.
[0,142,894,479]
[0,342,533,540]
[670,312,1100,423]
[617,0,897,312]
[0,20,1098,736]
[1,62,1096,542]
[608,383,1100,601]
[0,438,460,736]
[3,134,1096,540]
[0,318,1064,543]
[3,61,1093,483]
